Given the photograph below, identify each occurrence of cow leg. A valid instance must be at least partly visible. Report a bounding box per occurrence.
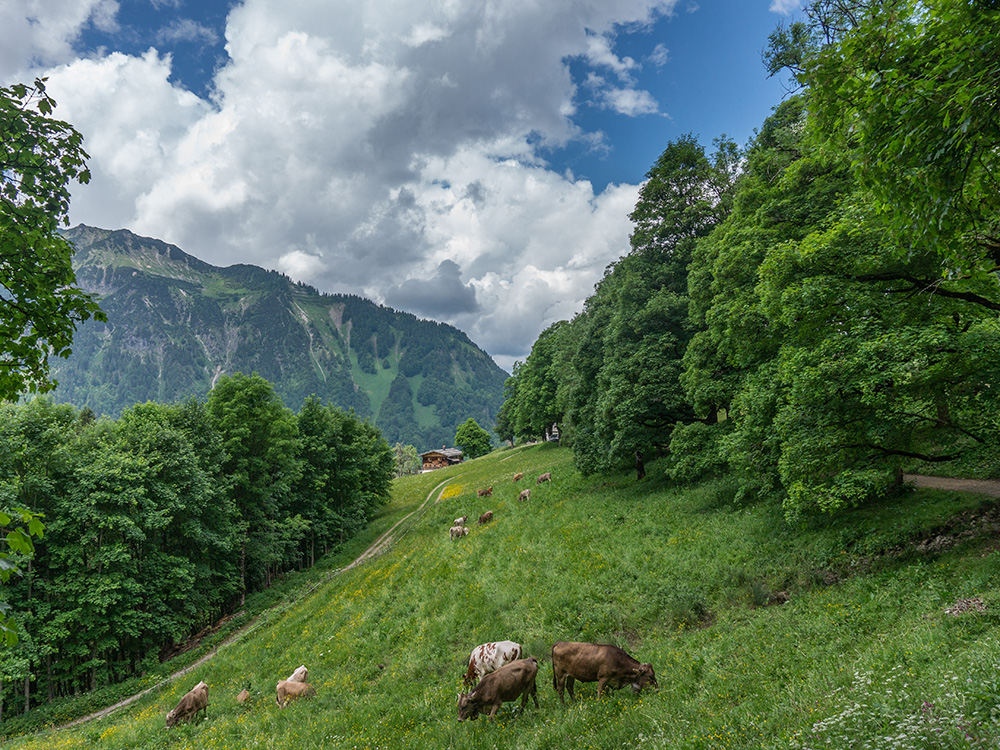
[554,675,566,705]
[565,676,576,702]
[488,702,501,720]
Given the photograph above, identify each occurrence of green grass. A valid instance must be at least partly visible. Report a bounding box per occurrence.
[5,444,1000,749]
[408,374,440,431]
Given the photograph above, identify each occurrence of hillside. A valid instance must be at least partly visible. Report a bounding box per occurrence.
[4,445,999,749]
[50,225,508,449]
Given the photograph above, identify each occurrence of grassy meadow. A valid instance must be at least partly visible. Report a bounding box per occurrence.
[5,443,1000,749]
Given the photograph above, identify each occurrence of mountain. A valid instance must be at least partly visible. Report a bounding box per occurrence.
[51,225,508,450]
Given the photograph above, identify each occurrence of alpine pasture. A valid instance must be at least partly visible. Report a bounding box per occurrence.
[6,443,1000,749]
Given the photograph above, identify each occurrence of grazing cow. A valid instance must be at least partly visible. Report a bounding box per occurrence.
[276,679,316,707]
[518,488,530,502]
[236,688,250,704]
[457,657,539,721]
[286,665,308,683]
[166,681,208,727]
[453,515,468,526]
[477,486,493,497]
[551,641,658,704]
[478,510,493,525]
[463,640,523,688]
[513,472,524,482]
[450,525,469,539]
[536,472,551,484]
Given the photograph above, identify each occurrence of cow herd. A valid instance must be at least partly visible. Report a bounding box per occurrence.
[450,471,552,541]
[165,467,652,729]
[165,663,316,727]
[457,639,658,721]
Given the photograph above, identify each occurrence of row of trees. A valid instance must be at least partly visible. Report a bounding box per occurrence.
[499,0,1000,517]
[0,374,394,719]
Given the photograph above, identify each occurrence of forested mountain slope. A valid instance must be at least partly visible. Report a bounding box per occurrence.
[52,225,507,448]
[3,445,998,749]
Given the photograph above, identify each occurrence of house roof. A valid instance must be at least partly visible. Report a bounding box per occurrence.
[419,447,464,459]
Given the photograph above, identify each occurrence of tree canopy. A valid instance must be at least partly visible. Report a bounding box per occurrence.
[0,383,393,712]
[499,8,1000,514]
[0,79,103,646]
[767,0,1000,279]
[455,417,492,459]
[0,79,103,398]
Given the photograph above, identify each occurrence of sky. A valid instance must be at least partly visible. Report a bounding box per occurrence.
[3,0,803,373]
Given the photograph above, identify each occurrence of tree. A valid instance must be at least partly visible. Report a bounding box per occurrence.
[0,79,102,645]
[455,418,492,460]
[513,321,575,441]
[767,1,1000,280]
[567,135,738,475]
[493,365,519,448]
[393,443,420,477]
[678,97,854,500]
[206,373,302,601]
[0,79,104,398]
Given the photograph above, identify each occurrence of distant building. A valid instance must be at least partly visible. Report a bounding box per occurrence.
[419,447,464,472]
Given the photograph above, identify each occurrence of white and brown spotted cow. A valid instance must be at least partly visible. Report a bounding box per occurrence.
[463,640,523,688]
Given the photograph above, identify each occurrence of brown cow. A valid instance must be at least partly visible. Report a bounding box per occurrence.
[477,486,493,497]
[536,472,551,484]
[518,489,530,502]
[551,642,658,704]
[457,657,539,721]
[478,510,493,525]
[450,525,469,539]
[513,472,524,482]
[276,679,316,707]
[166,680,208,727]
[453,515,468,526]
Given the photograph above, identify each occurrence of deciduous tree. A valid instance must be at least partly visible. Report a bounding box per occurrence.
[454,418,492,460]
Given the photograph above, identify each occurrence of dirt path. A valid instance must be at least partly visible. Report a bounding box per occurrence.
[53,474,462,731]
[904,474,1000,498]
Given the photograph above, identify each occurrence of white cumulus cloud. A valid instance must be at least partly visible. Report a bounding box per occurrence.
[3,0,684,369]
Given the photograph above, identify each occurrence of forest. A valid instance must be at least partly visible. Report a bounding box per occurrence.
[0,374,393,719]
[498,0,1000,518]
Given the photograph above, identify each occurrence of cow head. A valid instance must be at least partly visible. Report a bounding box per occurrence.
[165,709,178,728]
[457,693,481,721]
[631,663,658,693]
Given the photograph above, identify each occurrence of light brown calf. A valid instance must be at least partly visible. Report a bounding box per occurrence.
[276,679,316,707]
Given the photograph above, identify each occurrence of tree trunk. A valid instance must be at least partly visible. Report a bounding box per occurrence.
[90,643,98,692]
[239,536,247,607]
[23,675,30,714]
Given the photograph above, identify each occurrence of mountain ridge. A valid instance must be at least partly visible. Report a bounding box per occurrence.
[52,225,507,450]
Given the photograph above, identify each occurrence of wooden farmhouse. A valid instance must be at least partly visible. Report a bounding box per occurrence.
[419,447,463,472]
